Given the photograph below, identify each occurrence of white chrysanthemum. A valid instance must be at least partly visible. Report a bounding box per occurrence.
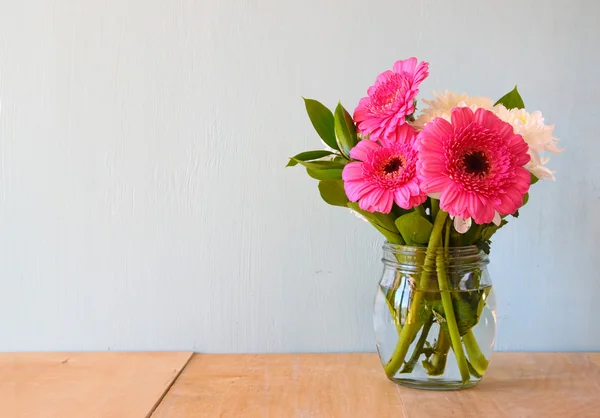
[493,105,563,180]
[412,91,493,131]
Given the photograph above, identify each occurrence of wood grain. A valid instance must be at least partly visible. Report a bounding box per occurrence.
[151,354,404,417]
[0,352,192,418]
[152,353,600,418]
[588,352,600,368]
[400,353,600,417]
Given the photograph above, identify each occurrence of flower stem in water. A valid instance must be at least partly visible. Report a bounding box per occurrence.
[384,209,448,377]
[436,248,470,383]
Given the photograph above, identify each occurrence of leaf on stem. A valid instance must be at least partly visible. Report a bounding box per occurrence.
[303,98,339,150]
[530,173,539,185]
[494,86,525,109]
[395,211,433,245]
[306,168,343,180]
[347,202,404,244]
[286,150,335,167]
[318,180,349,207]
[290,159,346,170]
[334,102,358,159]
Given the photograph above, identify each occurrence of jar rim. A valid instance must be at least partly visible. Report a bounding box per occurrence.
[383,242,482,254]
[382,242,489,269]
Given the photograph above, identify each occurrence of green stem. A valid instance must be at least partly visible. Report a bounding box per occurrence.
[415,204,427,219]
[436,247,470,383]
[384,210,449,377]
[400,313,433,373]
[463,329,489,376]
[423,327,451,376]
[431,198,440,221]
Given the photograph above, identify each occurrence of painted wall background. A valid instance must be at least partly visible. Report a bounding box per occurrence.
[0,0,598,352]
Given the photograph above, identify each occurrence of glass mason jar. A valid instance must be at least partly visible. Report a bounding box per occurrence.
[374,244,497,390]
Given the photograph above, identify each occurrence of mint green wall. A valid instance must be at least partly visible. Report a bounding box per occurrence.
[0,0,597,351]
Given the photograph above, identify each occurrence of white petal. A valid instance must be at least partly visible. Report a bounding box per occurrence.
[492,211,502,226]
[453,216,472,234]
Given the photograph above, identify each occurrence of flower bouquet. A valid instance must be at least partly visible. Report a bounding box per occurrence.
[287,58,562,390]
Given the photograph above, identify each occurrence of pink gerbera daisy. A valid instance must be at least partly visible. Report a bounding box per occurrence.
[354,57,429,141]
[418,107,531,224]
[342,124,427,214]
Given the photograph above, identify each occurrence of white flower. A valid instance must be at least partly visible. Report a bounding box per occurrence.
[493,105,563,180]
[412,91,494,131]
[452,216,472,234]
[451,213,501,234]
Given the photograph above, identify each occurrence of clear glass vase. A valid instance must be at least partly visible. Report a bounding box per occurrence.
[374,244,497,390]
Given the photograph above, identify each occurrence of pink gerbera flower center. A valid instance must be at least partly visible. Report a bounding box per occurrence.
[444,124,515,198]
[462,150,490,175]
[418,107,531,224]
[353,58,429,141]
[365,146,414,188]
[382,155,405,175]
[342,124,427,213]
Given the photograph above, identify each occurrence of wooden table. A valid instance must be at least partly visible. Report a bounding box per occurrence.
[0,352,192,418]
[4,353,600,417]
[152,353,600,418]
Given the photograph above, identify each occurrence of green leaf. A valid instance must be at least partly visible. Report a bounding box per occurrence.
[291,159,346,170]
[480,220,508,242]
[347,202,404,244]
[318,180,348,207]
[303,98,338,150]
[426,298,479,336]
[453,298,479,336]
[458,222,481,246]
[494,86,525,109]
[334,102,358,159]
[286,150,335,167]
[394,211,433,245]
[306,168,343,180]
[530,173,539,185]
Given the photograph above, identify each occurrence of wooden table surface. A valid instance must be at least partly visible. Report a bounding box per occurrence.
[152,353,600,418]
[0,352,192,418]
[4,352,599,417]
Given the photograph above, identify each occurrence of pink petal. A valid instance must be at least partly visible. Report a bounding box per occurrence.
[405,179,421,195]
[440,186,460,208]
[342,162,364,181]
[375,70,394,85]
[344,180,375,202]
[408,192,427,208]
[349,139,380,161]
[386,123,417,145]
[379,190,395,214]
[359,187,385,212]
[394,187,410,207]
[419,175,448,194]
[451,107,475,131]
[393,57,417,74]
[419,118,453,146]
[471,202,495,224]
[412,61,430,85]
[353,101,370,123]
[467,193,479,218]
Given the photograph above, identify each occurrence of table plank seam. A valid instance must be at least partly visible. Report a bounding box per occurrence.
[145,353,194,418]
